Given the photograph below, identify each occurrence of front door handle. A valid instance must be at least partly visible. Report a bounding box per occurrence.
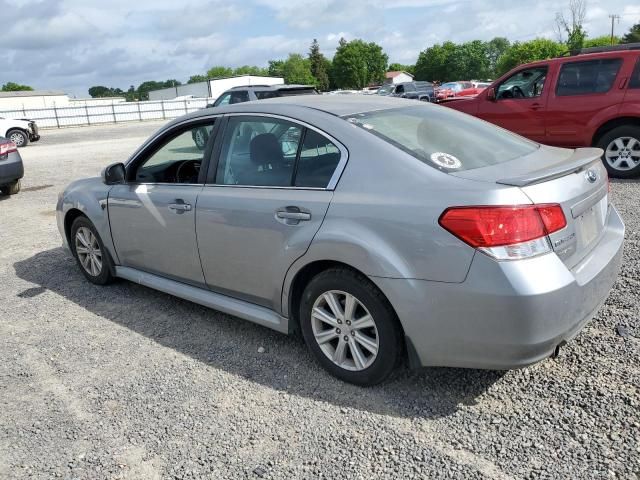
[530,103,542,110]
[168,199,192,214]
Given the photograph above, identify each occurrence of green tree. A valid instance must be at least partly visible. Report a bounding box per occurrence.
[268,60,285,77]
[308,39,330,91]
[88,86,113,97]
[332,39,388,89]
[496,39,566,76]
[188,75,208,84]
[233,65,268,76]
[388,63,415,75]
[486,37,510,77]
[414,41,489,82]
[583,35,620,48]
[555,0,587,52]
[621,23,640,44]
[281,54,316,85]
[1,82,34,92]
[206,66,234,78]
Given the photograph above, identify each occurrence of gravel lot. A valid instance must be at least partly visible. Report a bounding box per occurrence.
[1,121,639,480]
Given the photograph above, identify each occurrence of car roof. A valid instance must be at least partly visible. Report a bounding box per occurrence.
[199,94,412,117]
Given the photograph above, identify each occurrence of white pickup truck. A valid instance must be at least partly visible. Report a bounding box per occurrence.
[0,117,40,147]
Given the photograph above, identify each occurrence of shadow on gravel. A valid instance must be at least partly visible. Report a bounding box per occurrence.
[15,248,504,420]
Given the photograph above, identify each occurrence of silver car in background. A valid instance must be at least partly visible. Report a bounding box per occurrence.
[56,96,624,386]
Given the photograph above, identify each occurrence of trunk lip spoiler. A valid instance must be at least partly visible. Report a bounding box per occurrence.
[496,148,603,187]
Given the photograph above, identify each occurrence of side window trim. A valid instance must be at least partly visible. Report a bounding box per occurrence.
[125,116,222,185]
[204,113,349,191]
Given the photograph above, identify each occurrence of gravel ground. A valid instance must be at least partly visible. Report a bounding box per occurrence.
[0,121,639,480]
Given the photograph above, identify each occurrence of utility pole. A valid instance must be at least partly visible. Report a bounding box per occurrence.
[609,14,620,45]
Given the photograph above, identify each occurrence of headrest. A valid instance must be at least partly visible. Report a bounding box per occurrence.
[250,133,283,166]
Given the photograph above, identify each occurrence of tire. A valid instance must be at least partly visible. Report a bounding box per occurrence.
[0,179,21,195]
[192,127,209,150]
[596,125,640,178]
[299,268,402,386]
[7,129,28,148]
[70,216,115,285]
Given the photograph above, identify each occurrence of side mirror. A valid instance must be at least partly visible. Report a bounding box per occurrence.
[487,87,496,101]
[102,162,126,185]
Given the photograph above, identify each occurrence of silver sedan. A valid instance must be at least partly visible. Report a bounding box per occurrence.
[56,96,624,386]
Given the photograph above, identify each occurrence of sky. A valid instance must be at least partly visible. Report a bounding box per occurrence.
[2,0,639,97]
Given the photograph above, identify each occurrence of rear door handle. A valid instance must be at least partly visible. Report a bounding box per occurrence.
[276,211,311,221]
[275,207,311,225]
[168,200,192,214]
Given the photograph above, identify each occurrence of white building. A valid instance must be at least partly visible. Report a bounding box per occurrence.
[0,90,126,112]
[385,71,414,85]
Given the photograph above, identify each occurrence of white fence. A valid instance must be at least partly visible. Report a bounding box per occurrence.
[0,98,211,129]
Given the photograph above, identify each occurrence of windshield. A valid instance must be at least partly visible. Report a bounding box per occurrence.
[377,84,394,95]
[343,106,538,172]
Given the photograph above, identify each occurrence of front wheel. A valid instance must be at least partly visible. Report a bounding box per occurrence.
[299,268,402,386]
[596,125,640,178]
[70,216,115,285]
[7,129,28,148]
[0,179,21,195]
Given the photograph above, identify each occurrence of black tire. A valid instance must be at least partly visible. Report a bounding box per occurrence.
[192,127,209,150]
[0,179,20,195]
[70,216,115,285]
[299,268,403,386]
[7,129,28,148]
[596,125,640,178]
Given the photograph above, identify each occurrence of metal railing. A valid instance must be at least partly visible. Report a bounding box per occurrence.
[0,98,211,129]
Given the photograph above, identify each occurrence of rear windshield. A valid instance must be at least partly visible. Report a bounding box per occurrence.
[343,106,538,172]
[276,88,318,97]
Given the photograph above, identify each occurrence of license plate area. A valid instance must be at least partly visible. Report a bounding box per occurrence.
[575,195,607,249]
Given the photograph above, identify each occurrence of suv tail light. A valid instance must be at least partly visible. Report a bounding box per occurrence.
[439,204,566,260]
[0,142,17,157]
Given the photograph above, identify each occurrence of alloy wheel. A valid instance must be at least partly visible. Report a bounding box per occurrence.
[605,136,640,171]
[75,227,103,276]
[311,290,379,371]
[9,132,25,147]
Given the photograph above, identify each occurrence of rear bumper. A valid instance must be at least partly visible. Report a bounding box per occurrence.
[0,154,24,185]
[372,205,625,369]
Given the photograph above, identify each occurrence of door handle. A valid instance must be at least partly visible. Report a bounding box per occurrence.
[276,211,311,221]
[168,200,192,214]
[275,207,311,225]
[530,103,542,110]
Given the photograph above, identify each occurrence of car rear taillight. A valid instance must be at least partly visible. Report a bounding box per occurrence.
[438,204,566,260]
[0,142,17,156]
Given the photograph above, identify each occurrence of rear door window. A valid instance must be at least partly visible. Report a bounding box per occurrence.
[294,129,341,188]
[630,58,640,89]
[556,58,622,96]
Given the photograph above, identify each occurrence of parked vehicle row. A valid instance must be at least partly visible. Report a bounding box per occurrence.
[57,95,624,386]
[376,81,436,102]
[444,43,640,178]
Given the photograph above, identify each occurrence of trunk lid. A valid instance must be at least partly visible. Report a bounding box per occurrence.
[452,146,609,268]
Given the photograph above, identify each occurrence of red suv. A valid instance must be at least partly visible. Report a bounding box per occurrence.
[444,44,640,177]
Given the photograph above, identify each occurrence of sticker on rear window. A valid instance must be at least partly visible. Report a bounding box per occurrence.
[430,152,461,169]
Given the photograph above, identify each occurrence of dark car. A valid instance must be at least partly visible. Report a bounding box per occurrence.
[192,85,319,148]
[0,137,23,195]
[376,81,435,102]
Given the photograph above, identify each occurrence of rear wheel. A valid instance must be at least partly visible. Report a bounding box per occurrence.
[70,216,115,285]
[299,268,402,386]
[7,129,28,148]
[596,125,640,178]
[0,179,21,195]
